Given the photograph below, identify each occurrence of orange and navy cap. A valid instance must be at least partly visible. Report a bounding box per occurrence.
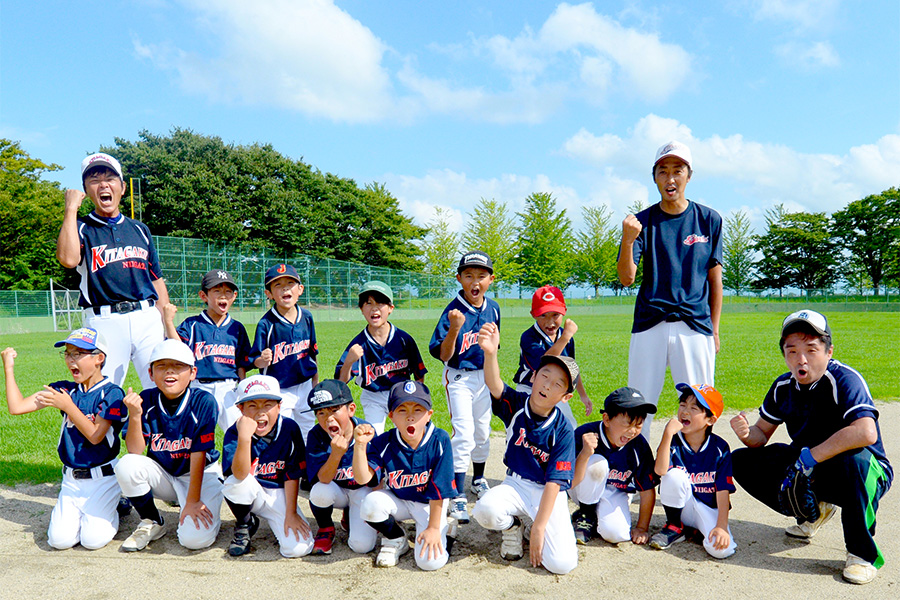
[264,264,301,287]
[676,383,724,418]
[531,285,567,318]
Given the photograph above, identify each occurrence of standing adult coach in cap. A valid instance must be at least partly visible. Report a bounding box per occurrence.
[56,153,169,390]
[617,141,723,437]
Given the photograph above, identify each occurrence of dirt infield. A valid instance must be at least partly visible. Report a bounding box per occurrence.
[1,403,897,599]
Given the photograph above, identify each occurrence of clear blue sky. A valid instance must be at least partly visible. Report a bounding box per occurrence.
[2,1,898,235]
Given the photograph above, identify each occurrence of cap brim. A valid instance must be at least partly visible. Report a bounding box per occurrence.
[54,339,97,350]
[236,392,282,405]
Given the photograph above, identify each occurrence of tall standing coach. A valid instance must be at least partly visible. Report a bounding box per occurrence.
[56,153,169,389]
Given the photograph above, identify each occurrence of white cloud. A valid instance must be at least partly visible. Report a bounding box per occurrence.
[751,0,841,30]
[774,41,841,69]
[383,169,592,232]
[561,114,900,215]
[137,1,692,123]
[135,0,397,122]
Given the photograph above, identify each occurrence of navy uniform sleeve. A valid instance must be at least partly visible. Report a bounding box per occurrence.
[305,426,330,482]
[191,393,218,453]
[428,306,452,361]
[401,330,428,379]
[97,384,127,425]
[573,421,600,455]
[307,312,318,359]
[333,337,358,381]
[492,384,525,427]
[175,318,192,345]
[235,321,253,370]
[630,207,651,266]
[366,431,390,481]
[285,420,306,481]
[759,375,789,425]
[249,315,271,364]
[715,440,736,494]
[545,423,575,490]
[425,429,457,500]
[520,328,545,377]
[222,426,238,476]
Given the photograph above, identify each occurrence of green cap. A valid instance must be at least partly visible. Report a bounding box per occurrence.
[359,281,393,305]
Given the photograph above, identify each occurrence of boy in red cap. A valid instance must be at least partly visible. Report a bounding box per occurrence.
[513,285,592,428]
[651,383,736,558]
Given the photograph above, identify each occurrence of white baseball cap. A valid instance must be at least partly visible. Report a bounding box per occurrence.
[781,309,831,337]
[653,141,692,171]
[149,339,196,367]
[236,375,282,405]
[81,153,124,179]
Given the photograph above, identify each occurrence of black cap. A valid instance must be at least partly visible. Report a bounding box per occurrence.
[265,264,301,287]
[201,269,238,291]
[304,379,354,412]
[603,387,657,414]
[388,381,432,412]
[537,355,579,394]
[457,251,493,274]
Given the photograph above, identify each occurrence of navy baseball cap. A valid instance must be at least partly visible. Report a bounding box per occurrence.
[54,327,109,355]
[265,264,301,287]
[201,269,238,291]
[236,375,282,405]
[457,251,493,274]
[388,381,432,412]
[304,379,354,412]
[537,354,579,394]
[602,387,657,414]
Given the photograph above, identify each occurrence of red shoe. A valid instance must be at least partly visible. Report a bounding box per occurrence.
[312,526,335,555]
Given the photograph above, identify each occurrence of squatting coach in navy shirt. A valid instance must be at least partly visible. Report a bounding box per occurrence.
[57,153,169,389]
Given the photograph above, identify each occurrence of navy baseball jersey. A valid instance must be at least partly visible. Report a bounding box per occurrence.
[176,312,252,381]
[366,422,456,503]
[222,415,305,489]
[628,201,722,335]
[574,420,657,493]
[334,324,427,391]
[759,359,893,481]
[306,416,372,489]
[75,211,163,308]
[49,378,126,469]
[492,385,575,490]
[513,324,576,386]
[125,387,219,476]
[666,432,735,508]
[428,293,501,370]
[250,307,318,387]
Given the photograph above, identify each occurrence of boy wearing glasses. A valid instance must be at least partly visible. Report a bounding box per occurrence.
[2,328,126,550]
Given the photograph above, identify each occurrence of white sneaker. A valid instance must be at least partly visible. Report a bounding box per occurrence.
[470,478,490,500]
[122,519,165,552]
[449,497,469,524]
[843,553,877,584]
[500,517,524,561]
[786,502,837,539]
[375,535,410,568]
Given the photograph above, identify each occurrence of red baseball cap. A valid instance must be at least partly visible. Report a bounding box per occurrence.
[531,285,567,317]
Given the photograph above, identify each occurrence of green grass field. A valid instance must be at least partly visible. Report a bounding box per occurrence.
[2,311,897,485]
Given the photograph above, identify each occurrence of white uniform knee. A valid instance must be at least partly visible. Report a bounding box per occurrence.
[309,481,340,509]
[360,491,392,523]
[703,540,736,560]
[543,553,578,575]
[597,521,631,544]
[659,468,691,508]
[178,523,218,550]
[279,539,313,558]
[47,529,78,550]
[472,500,506,531]
[114,454,152,497]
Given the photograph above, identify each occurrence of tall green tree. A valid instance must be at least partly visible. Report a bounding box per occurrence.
[461,198,521,291]
[722,210,755,294]
[517,192,575,289]
[753,206,839,293]
[0,140,72,289]
[573,204,618,297]
[832,188,900,295]
[419,206,460,296]
[103,128,425,270]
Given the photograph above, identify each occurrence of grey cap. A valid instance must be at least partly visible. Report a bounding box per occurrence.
[538,354,579,394]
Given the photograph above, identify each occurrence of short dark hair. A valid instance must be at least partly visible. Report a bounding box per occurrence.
[604,405,650,422]
[82,165,122,182]
[779,322,833,353]
[358,291,391,308]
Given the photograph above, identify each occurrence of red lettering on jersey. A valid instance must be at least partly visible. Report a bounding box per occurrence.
[459,331,479,354]
[555,461,571,471]
[200,432,215,444]
[682,234,709,246]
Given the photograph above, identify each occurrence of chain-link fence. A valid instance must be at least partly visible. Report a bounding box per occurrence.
[0,234,897,334]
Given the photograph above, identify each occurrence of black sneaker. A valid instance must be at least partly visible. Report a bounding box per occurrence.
[650,523,686,550]
[571,510,596,545]
[117,496,133,518]
[229,514,260,557]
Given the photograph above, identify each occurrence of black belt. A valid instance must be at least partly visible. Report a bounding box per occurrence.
[90,299,155,316]
[64,464,115,480]
[664,315,682,323]
[197,378,235,384]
